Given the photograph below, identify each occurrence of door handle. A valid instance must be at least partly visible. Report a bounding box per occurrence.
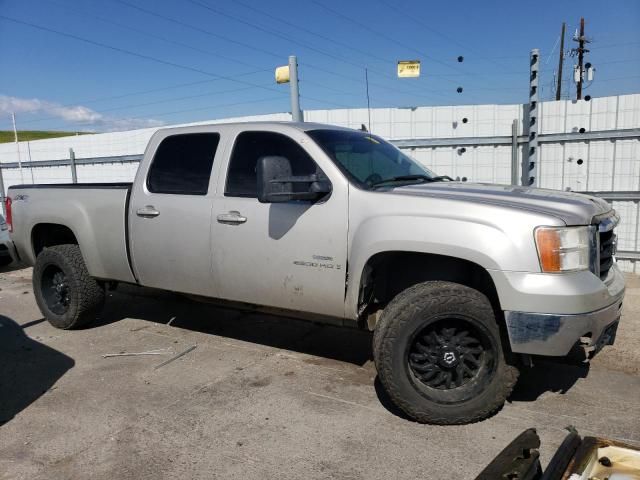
[136,206,160,218]
[216,211,247,224]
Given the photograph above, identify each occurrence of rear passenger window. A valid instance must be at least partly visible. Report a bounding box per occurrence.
[225,131,319,198]
[147,133,220,195]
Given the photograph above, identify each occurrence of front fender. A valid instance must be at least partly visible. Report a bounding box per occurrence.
[345,214,541,319]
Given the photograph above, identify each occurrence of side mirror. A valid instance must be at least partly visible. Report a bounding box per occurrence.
[257,156,332,204]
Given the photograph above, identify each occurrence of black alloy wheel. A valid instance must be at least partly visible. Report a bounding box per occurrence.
[41,265,71,315]
[407,318,494,394]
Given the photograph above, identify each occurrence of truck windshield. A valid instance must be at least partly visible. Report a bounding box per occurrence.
[307,129,436,189]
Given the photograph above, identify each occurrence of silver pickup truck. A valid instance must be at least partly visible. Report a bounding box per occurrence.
[6,122,625,424]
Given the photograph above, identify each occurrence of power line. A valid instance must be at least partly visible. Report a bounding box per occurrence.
[0,13,363,127]
[187,0,369,69]
[230,0,393,67]
[116,0,533,105]
[309,0,467,75]
[597,74,640,81]
[185,0,463,102]
[0,14,285,96]
[374,0,512,70]
[50,71,270,107]
[590,40,640,50]
[184,0,486,102]
[112,0,455,103]
[114,0,283,61]
[46,0,274,72]
[2,14,360,115]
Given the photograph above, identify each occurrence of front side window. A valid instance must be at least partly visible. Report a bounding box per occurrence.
[147,133,220,195]
[225,131,320,198]
[307,129,435,189]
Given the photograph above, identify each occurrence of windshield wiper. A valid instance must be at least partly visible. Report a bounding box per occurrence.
[370,174,452,188]
[430,175,454,182]
[370,175,431,187]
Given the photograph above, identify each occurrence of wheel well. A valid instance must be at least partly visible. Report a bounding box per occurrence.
[32,223,78,257]
[358,251,501,317]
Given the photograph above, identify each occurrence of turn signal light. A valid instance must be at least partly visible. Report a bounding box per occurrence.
[534,226,590,273]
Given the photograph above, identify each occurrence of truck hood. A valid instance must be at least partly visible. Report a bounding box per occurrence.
[393,182,612,225]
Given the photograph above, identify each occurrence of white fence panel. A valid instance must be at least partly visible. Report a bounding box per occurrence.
[1,94,638,272]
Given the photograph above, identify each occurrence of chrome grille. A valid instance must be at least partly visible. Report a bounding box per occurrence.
[596,212,619,280]
[599,230,616,279]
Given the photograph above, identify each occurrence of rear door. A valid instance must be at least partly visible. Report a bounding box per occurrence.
[129,130,223,296]
[211,128,349,318]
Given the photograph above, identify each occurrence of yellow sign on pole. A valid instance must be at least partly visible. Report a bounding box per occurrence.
[275,65,290,84]
[397,60,421,78]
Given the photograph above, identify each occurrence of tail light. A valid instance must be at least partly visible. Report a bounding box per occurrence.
[5,196,12,232]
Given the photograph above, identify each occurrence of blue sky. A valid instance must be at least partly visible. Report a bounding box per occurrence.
[0,0,638,132]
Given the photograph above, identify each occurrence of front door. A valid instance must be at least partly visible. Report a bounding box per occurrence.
[129,131,222,296]
[211,130,348,319]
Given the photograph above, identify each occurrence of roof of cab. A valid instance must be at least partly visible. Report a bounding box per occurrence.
[154,121,357,135]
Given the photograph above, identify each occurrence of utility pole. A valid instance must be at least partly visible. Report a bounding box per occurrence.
[556,22,566,100]
[275,56,303,122]
[573,17,589,100]
[288,55,303,122]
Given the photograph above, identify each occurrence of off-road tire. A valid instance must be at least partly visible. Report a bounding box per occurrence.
[33,244,105,329]
[373,281,519,425]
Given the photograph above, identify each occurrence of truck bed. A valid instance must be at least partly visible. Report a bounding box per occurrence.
[7,183,136,283]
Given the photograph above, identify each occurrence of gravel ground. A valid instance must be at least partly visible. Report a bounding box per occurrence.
[1,265,639,480]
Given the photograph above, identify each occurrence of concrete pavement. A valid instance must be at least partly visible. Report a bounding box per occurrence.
[1,267,639,480]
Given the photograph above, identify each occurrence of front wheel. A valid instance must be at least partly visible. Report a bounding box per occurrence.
[33,244,105,329]
[373,281,518,424]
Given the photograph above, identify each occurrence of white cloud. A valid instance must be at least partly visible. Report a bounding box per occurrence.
[0,95,164,131]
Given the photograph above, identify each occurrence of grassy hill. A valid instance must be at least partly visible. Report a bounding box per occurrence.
[0,131,91,143]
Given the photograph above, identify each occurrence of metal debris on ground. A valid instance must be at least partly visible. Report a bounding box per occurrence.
[102,348,172,358]
[154,345,197,369]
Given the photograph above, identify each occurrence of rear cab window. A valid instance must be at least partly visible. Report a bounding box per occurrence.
[147,133,220,195]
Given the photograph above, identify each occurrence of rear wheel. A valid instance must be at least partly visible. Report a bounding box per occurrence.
[373,281,518,424]
[33,244,105,329]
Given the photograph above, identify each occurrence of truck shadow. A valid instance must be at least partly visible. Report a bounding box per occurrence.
[0,315,75,427]
[94,286,590,421]
[0,261,25,274]
[508,358,589,402]
[372,359,591,423]
[95,285,374,367]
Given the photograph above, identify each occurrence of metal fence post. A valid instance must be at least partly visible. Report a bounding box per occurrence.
[511,119,519,185]
[0,164,6,217]
[69,148,78,184]
[523,49,540,186]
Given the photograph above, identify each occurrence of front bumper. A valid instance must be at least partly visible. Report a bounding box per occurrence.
[498,263,625,356]
[505,299,623,356]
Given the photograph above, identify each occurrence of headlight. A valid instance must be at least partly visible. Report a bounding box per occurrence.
[534,226,590,272]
